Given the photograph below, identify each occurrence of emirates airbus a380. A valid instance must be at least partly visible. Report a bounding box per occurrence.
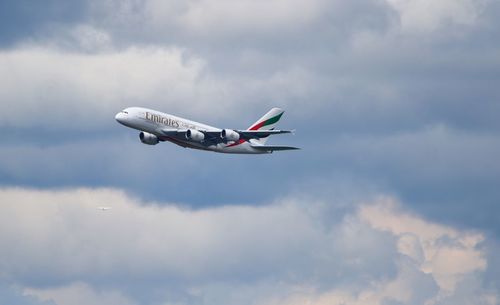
[115,107,299,154]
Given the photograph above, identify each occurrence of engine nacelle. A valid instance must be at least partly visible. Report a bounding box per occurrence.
[186,129,205,142]
[139,132,159,145]
[221,129,240,142]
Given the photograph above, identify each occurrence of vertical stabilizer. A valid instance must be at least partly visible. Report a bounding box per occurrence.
[248,108,284,130]
[248,108,285,144]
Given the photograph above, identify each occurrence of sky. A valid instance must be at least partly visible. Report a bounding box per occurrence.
[0,0,499,304]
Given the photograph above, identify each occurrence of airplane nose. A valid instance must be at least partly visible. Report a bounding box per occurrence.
[115,112,124,123]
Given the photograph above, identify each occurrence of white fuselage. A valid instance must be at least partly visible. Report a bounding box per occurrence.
[115,107,268,154]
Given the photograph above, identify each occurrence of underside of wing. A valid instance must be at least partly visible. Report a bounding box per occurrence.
[159,128,298,149]
[159,129,187,136]
[250,145,300,152]
[160,128,222,146]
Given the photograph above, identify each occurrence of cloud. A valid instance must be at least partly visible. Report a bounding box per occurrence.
[310,124,500,231]
[1,3,500,231]
[0,46,230,129]
[0,187,496,305]
[2,0,500,133]
[0,0,86,46]
[26,283,135,305]
[1,5,500,304]
[385,0,487,32]
[172,0,327,36]
[91,0,330,39]
[0,44,319,131]
[359,200,486,292]
[263,198,495,305]
[0,1,499,304]
[41,24,113,52]
[0,283,53,305]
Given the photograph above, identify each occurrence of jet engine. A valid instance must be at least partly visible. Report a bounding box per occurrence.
[221,129,240,142]
[139,132,159,145]
[186,129,205,142]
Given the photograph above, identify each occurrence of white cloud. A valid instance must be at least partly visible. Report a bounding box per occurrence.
[359,198,486,293]
[0,45,319,130]
[263,198,495,305]
[0,187,496,305]
[0,187,324,285]
[87,0,333,46]
[94,0,329,39]
[3,0,495,135]
[68,25,113,51]
[26,282,136,305]
[385,0,487,32]
[0,46,231,129]
[174,0,327,35]
[2,1,496,133]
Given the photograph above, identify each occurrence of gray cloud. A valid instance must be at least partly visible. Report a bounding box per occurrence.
[0,0,87,47]
[0,187,496,305]
[2,0,499,132]
[0,283,54,305]
[1,1,500,302]
[1,33,499,226]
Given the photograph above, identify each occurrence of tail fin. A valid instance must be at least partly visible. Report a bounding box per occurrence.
[248,108,285,144]
[248,108,284,131]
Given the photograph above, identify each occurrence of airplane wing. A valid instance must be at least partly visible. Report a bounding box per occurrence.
[160,129,186,136]
[250,144,300,152]
[201,129,293,140]
[160,128,221,145]
[160,128,295,146]
[235,130,293,139]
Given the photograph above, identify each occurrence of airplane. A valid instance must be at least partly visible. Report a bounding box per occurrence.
[97,207,112,211]
[115,107,299,154]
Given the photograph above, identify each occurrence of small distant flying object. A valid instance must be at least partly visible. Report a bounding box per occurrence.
[97,207,112,211]
[115,107,299,154]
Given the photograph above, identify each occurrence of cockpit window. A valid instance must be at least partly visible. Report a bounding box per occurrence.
[122,111,128,114]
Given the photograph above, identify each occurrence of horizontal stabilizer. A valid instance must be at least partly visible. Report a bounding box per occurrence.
[237,130,292,139]
[251,145,300,152]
